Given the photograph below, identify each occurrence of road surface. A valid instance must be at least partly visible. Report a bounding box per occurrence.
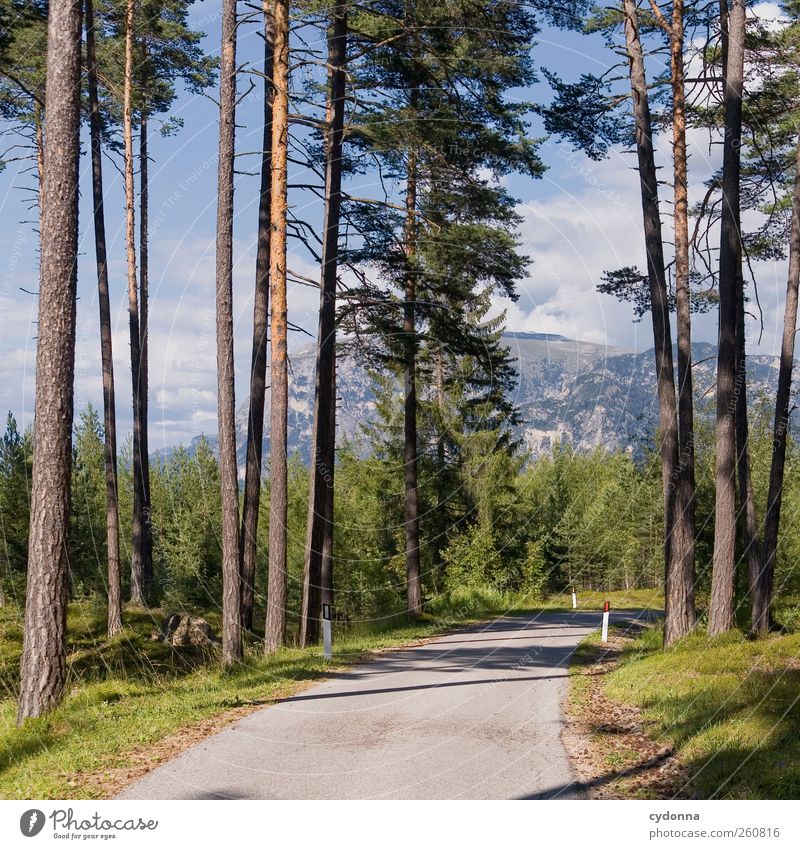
[119,609,656,800]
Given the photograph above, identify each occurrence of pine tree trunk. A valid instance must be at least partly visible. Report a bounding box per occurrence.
[435,345,446,575]
[17,0,82,723]
[734,259,761,623]
[404,147,422,617]
[86,0,121,637]
[265,0,290,654]
[709,0,745,636]
[622,0,681,635]
[757,136,800,633]
[139,108,153,596]
[666,0,697,645]
[239,11,275,633]
[436,345,445,470]
[301,3,348,647]
[124,0,145,606]
[215,0,242,667]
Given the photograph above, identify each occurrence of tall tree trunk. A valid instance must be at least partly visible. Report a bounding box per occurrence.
[215,0,242,667]
[404,146,422,617]
[86,0,121,637]
[265,0,290,654]
[239,11,275,632]
[709,0,745,636]
[139,108,153,596]
[757,136,800,633]
[662,0,697,644]
[300,3,348,647]
[17,0,82,722]
[622,0,681,637]
[124,0,146,606]
[735,259,760,623]
[436,345,446,471]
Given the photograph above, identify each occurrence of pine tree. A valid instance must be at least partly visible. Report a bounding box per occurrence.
[647,0,698,644]
[122,0,146,605]
[240,7,274,632]
[343,0,541,615]
[85,0,122,635]
[542,0,697,644]
[95,0,214,604]
[133,0,215,595]
[734,3,800,632]
[709,0,746,636]
[265,0,290,654]
[215,0,242,666]
[17,0,82,722]
[301,1,348,645]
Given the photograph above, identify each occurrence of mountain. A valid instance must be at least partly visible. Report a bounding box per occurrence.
[160,332,793,472]
[488,333,792,456]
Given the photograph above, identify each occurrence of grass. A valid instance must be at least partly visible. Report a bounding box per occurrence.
[426,585,663,617]
[591,622,800,799]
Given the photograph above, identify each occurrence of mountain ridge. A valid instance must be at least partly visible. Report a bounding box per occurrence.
[153,333,792,471]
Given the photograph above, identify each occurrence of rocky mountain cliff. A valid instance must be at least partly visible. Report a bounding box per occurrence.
[171,331,791,470]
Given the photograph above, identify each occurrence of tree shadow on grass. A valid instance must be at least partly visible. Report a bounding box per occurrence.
[631,667,800,799]
[586,621,800,799]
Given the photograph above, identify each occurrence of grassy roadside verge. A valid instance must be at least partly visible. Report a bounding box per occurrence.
[0,586,656,799]
[565,618,800,799]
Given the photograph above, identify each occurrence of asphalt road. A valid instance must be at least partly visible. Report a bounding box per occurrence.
[118,609,656,800]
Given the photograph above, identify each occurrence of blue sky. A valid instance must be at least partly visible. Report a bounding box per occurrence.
[0,1,790,449]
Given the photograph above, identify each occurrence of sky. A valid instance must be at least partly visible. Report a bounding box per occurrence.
[0,1,791,450]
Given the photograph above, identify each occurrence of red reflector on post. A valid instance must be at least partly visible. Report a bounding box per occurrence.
[603,601,609,612]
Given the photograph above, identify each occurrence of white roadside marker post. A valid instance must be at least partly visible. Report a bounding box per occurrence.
[571,589,577,609]
[322,603,332,660]
[601,600,610,643]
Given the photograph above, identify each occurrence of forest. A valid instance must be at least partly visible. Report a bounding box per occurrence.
[0,0,799,792]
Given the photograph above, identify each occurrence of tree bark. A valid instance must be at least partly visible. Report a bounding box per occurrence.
[757,136,800,633]
[666,0,697,645]
[622,0,681,638]
[139,107,153,596]
[735,258,761,626]
[86,0,122,637]
[265,0,290,654]
[300,3,348,647]
[124,0,146,606]
[404,145,422,617]
[709,0,745,636]
[35,105,44,227]
[17,0,82,722]
[239,11,275,632]
[215,0,242,667]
